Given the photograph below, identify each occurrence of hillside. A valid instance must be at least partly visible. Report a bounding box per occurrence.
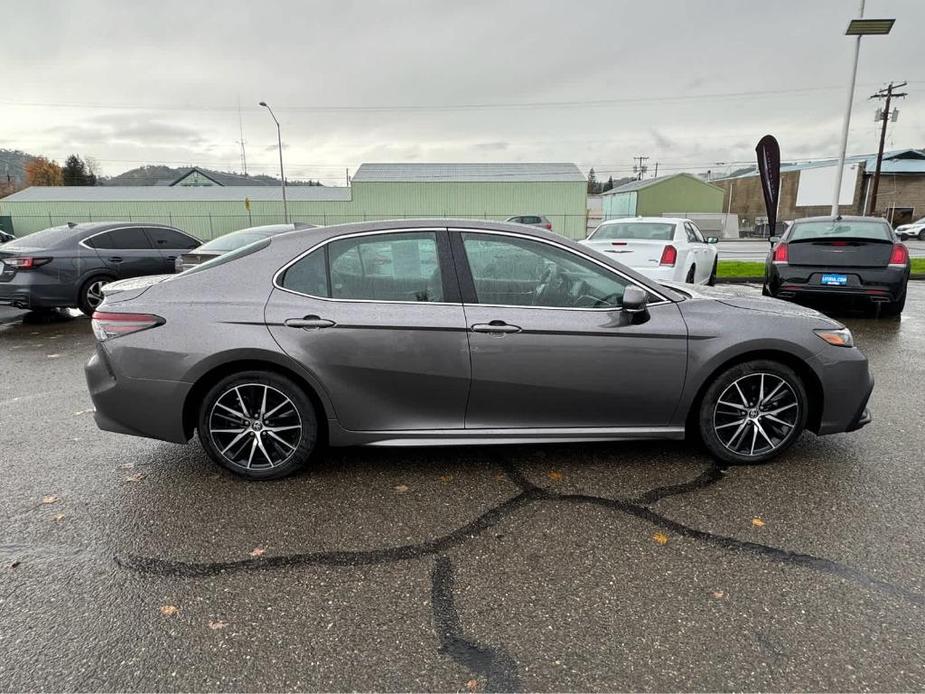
[0,149,33,185]
[104,165,322,187]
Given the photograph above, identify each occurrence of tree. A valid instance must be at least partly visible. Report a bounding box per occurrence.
[602,176,614,192]
[62,154,97,186]
[25,156,63,186]
[587,167,598,194]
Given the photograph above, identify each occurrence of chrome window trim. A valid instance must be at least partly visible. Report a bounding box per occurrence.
[272,226,671,311]
[78,224,195,252]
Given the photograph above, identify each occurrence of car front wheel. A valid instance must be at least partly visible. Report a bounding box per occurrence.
[698,360,807,465]
[197,371,317,480]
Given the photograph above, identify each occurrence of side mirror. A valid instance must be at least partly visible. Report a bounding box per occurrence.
[706,236,719,244]
[622,285,649,314]
[769,235,781,246]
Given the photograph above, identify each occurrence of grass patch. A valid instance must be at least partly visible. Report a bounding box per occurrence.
[717,257,925,279]
[717,260,765,278]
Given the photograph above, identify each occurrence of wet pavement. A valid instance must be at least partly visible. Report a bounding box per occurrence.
[0,286,923,691]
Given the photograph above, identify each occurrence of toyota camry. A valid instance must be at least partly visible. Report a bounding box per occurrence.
[85,219,873,479]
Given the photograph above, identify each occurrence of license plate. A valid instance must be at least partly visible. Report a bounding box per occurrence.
[821,273,848,286]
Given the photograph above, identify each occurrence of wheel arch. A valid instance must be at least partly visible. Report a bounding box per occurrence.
[684,348,824,438]
[181,356,332,444]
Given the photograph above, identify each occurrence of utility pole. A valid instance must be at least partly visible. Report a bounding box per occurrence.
[237,99,248,176]
[633,156,649,180]
[653,162,659,178]
[867,81,907,215]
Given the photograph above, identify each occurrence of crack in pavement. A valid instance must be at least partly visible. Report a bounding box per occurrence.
[110,457,924,690]
[113,460,924,606]
[431,555,520,692]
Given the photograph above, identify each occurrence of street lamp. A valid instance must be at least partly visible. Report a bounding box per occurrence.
[259,101,288,224]
[830,1,895,216]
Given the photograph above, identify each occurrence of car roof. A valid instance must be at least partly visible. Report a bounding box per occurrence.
[599,217,684,224]
[791,215,889,224]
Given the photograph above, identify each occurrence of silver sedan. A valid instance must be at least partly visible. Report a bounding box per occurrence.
[85,219,873,479]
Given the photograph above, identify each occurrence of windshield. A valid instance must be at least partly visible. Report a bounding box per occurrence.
[591,222,676,241]
[789,221,893,243]
[3,225,77,249]
[198,231,270,253]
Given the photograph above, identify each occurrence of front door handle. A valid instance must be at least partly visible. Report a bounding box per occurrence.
[285,315,336,329]
[107,256,123,263]
[471,321,522,335]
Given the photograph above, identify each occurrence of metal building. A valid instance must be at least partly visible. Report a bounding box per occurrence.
[0,162,588,240]
[601,173,724,220]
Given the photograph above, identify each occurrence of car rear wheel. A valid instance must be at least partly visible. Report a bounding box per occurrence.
[77,275,112,316]
[918,229,925,241]
[197,371,317,480]
[707,259,718,286]
[698,360,807,465]
[686,265,696,284]
[880,289,906,317]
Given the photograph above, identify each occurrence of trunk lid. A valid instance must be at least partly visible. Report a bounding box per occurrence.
[583,239,667,268]
[787,239,893,268]
[101,274,173,304]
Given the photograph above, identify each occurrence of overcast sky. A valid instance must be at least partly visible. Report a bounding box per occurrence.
[2,0,923,184]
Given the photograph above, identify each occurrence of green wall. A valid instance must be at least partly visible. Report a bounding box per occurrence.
[637,176,724,216]
[0,179,589,240]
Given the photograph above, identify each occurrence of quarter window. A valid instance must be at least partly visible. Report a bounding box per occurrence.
[461,233,628,309]
[280,247,329,297]
[146,227,200,250]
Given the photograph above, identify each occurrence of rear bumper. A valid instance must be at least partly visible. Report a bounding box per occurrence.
[0,276,71,309]
[85,345,191,443]
[767,264,907,303]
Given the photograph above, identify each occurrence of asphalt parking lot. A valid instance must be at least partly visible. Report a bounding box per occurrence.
[1,286,923,692]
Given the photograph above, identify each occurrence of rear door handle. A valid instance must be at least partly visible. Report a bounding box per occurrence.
[471,321,522,335]
[108,256,123,263]
[285,316,336,329]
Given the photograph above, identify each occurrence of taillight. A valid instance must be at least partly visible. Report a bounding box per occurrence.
[772,243,789,264]
[888,243,909,267]
[659,245,677,266]
[545,223,552,230]
[91,312,164,342]
[3,256,51,269]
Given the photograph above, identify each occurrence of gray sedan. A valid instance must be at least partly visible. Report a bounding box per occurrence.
[85,219,873,479]
[176,222,315,272]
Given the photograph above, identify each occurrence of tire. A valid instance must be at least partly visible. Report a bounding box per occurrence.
[761,284,772,297]
[197,370,317,480]
[880,289,906,317]
[77,275,112,317]
[685,265,696,284]
[707,259,718,286]
[918,229,925,241]
[698,360,808,466]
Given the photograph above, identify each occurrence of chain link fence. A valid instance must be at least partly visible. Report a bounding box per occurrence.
[5,213,590,241]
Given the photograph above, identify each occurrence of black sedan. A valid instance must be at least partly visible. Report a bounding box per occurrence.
[764,216,910,316]
[0,222,199,315]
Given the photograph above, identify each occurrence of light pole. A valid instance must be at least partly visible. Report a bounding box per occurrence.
[259,101,288,224]
[830,4,895,216]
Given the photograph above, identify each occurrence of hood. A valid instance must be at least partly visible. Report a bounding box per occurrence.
[101,274,174,304]
[660,281,840,322]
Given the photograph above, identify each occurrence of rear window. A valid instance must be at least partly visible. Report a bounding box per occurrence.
[3,225,77,249]
[181,237,271,276]
[789,221,893,242]
[592,222,676,241]
[199,231,269,253]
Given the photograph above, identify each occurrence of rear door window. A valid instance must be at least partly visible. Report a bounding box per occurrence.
[88,228,152,250]
[146,227,199,250]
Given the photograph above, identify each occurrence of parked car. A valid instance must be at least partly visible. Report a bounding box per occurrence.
[0,230,14,244]
[763,215,910,316]
[580,217,719,285]
[896,217,925,241]
[86,219,872,480]
[505,215,552,231]
[176,223,315,272]
[0,222,199,315]
[746,221,791,239]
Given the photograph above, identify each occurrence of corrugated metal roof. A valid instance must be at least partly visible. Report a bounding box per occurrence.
[602,173,720,195]
[352,162,586,182]
[2,186,352,202]
[717,149,925,180]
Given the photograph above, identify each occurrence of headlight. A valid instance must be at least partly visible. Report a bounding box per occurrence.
[814,328,854,348]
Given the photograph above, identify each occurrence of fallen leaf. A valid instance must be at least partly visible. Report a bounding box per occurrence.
[711,590,725,599]
[751,517,766,528]
[208,620,229,630]
[393,484,409,493]
[494,473,507,482]
[160,605,179,617]
[52,514,66,522]
[249,547,266,558]
[652,532,669,545]
[125,472,146,483]
[41,495,59,505]
[439,474,453,483]
[466,679,479,692]
[546,470,563,481]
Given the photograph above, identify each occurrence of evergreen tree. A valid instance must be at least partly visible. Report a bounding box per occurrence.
[62,154,96,186]
[587,167,598,194]
[602,176,614,192]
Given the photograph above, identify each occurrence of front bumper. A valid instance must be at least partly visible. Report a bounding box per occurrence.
[85,345,192,443]
[807,347,874,435]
